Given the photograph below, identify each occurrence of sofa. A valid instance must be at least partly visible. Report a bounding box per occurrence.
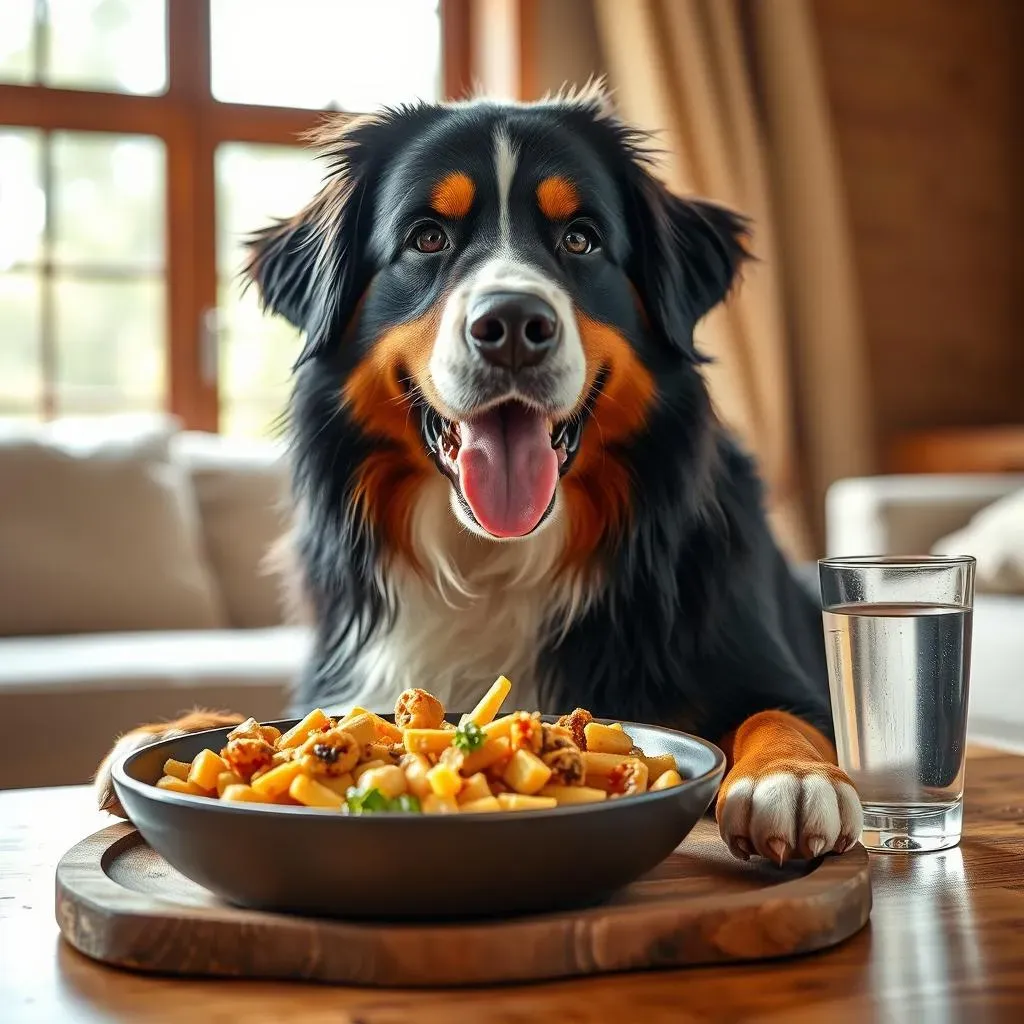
[0,416,308,789]
[2,414,1021,789]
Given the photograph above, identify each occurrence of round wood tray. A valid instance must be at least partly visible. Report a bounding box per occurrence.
[56,820,871,987]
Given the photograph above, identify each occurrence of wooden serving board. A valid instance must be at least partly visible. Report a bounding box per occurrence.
[56,820,871,987]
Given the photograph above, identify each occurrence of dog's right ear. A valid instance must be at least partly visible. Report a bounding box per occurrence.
[242,113,392,368]
[242,199,328,335]
[244,175,365,369]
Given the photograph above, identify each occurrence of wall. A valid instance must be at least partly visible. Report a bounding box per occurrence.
[813,0,1024,452]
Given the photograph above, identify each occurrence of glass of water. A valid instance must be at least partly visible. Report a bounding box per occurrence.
[818,555,976,853]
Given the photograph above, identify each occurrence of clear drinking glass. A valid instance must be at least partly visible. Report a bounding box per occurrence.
[818,556,976,853]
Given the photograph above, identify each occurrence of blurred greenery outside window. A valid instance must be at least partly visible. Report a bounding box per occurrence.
[0,0,443,437]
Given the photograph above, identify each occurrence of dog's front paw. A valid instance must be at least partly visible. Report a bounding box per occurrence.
[716,761,862,865]
[94,711,246,819]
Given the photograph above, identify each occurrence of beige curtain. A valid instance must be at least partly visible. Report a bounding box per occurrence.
[592,0,874,557]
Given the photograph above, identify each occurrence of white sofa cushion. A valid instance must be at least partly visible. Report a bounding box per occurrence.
[0,415,225,635]
[0,626,310,694]
[0,626,310,788]
[173,431,291,628]
[932,488,1024,595]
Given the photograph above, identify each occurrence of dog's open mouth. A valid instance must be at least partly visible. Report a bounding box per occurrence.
[420,400,586,539]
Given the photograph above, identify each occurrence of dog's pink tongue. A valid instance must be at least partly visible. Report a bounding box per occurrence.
[457,405,558,538]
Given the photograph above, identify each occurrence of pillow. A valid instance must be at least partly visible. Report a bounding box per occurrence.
[932,488,1024,595]
[172,431,291,628]
[0,415,226,635]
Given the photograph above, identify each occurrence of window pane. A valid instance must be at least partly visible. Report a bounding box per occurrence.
[53,276,164,414]
[51,132,165,270]
[0,129,45,269]
[216,142,323,276]
[45,0,167,95]
[218,283,297,438]
[0,0,35,84]
[0,273,42,416]
[216,142,323,437]
[211,0,441,110]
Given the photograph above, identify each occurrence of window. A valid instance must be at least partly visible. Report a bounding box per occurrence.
[0,128,165,417]
[210,0,442,111]
[0,0,466,437]
[215,143,325,437]
[0,0,168,94]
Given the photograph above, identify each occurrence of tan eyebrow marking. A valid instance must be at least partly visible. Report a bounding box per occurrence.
[536,176,580,220]
[430,172,475,219]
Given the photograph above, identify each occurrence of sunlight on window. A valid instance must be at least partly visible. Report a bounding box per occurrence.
[216,143,326,438]
[0,0,34,84]
[211,0,441,110]
[47,0,167,94]
[51,132,165,270]
[0,0,167,94]
[0,131,45,270]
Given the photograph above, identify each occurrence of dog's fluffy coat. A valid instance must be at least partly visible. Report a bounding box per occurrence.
[97,88,861,864]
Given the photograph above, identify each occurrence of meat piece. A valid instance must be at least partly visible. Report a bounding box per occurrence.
[542,746,585,786]
[298,727,360,777]
[541,723,577,754]
[394,688,446,730]
[509,711,543,753]
[220,737,275,780]
[606,759,649,797]
[556,708,593,751]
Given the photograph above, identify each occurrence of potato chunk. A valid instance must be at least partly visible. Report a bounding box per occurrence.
[188,749,228,791]
[502,749,552,795]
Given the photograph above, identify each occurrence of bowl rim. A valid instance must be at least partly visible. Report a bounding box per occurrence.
[112,716,727,823]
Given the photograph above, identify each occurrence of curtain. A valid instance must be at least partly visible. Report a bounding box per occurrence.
[592,0,875,557]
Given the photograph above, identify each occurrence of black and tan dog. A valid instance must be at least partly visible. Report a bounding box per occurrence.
[97,88,861,864]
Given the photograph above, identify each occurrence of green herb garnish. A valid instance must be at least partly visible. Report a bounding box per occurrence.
[345,787,422,815]
[345,787,390,815]
[392,793,422,814]
[452,720,485,754]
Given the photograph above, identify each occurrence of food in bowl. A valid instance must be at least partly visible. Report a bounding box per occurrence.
[151,675,684,814]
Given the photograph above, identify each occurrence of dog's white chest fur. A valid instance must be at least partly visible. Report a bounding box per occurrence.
[348,479,587,714]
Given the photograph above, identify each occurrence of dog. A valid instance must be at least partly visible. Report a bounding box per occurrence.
[96,87,861,864]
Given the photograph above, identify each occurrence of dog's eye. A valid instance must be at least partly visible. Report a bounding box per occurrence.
[561,223,599,256]
[409,223,449,254]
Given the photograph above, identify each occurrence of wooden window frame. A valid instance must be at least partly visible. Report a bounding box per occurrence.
[1,0,471,432]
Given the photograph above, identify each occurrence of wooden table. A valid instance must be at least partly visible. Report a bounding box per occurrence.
[3,748,1024,1022]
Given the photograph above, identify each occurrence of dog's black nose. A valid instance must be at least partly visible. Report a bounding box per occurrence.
[465,292,559,371]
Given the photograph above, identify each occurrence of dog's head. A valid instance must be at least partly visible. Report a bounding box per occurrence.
[246,89,748,571]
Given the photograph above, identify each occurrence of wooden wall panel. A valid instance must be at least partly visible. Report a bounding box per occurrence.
[812,0,1024,449]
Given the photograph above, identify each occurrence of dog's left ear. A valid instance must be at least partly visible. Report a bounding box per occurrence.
[627,172,751,358]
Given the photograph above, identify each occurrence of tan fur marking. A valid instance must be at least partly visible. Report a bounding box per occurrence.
[557,312,656,570]
[342,310,443,567]
[536,176,580,221]
[430,172,475,219]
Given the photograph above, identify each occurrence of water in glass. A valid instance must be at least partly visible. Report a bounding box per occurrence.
[823,602,972,852]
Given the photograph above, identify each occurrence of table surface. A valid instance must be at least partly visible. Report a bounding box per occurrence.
[2,747,1023,1023]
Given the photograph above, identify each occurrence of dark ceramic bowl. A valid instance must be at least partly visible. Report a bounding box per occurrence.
[112,716,725,920]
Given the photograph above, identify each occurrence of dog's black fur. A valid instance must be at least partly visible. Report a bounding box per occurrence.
[245,94,831,749]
